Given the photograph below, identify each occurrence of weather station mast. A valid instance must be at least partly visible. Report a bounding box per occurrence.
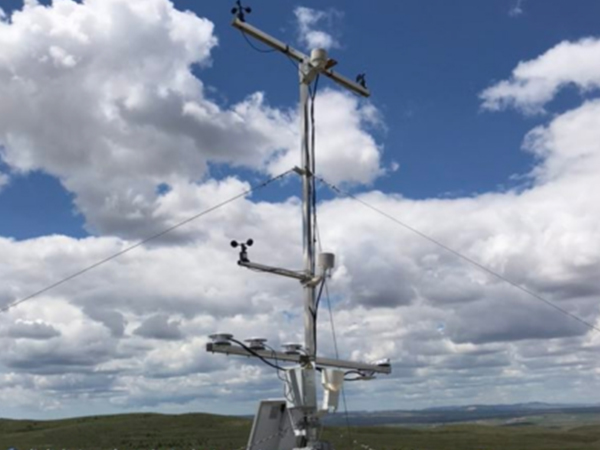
[206,3,391,449]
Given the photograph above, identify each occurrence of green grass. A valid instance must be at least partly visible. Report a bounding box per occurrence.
[324,424,600,450]
[2,413,600,450]
[0,413,250,450]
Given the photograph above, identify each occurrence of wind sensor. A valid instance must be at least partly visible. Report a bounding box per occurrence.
[231,0,251,22]
[207,5,391,450]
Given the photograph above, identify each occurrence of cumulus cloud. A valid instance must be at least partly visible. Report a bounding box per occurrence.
[5,320,61,340]
[1,0,600,419]
[268,89,384,185]
[294,6,342,51]
[481,38,600,113]
[133,314,184,341]
[0,0,383,239]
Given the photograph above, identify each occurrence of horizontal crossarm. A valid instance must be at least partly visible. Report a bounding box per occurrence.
[206,342,392,374]
[238,261,310,282]
[232,18,371,97]
[232,18,306,62]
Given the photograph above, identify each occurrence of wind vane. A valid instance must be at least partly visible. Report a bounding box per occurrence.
[207,5,391,450]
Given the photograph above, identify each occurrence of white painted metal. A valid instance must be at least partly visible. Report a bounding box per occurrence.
[207,333,233,345]
[244,338,267,350]
[232,18,370,97]
[232,18,307,62]
[300,61,317,361]
[206,343,392,374]
[247,400,300,450]
[238,260,309,282]
[317,253,335,272]
[285,367,318,410]
[321,369,344,413]
[310,49,328,70]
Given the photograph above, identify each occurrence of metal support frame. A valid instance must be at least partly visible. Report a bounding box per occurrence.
[238,261,310,282]
[232,19,370,97]
[206,343,392,374]
[208,13,383,450]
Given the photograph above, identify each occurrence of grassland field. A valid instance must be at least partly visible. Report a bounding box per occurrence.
[1,412,600,450]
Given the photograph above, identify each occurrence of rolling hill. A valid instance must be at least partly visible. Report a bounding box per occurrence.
[2,406,600,450]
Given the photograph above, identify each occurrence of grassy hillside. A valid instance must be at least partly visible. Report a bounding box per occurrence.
[2,413,600,450]
[323,424,600,450]
[0,413,250,450]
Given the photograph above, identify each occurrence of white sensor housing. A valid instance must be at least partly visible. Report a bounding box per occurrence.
[209,333,233,346]
[321,369,344,413]
[245,338,267,351]
[282,343,303,355]
[317,253,335,272]
[310,48,328,70]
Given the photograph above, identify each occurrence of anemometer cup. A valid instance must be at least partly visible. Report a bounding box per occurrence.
[231,239,253,248]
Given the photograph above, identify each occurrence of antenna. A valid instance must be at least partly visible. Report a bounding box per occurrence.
[207,5,390,449]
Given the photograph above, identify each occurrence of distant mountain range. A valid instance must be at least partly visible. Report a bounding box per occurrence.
[323,402,600,426]
[422,402,599,412]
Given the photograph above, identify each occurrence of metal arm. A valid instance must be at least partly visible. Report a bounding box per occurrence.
[206,342,392,374]
[232,18,371,97]
[238,260,310,282]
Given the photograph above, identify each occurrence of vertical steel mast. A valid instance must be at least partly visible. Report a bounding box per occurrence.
[207,5,390,450]
[300,61,317,361]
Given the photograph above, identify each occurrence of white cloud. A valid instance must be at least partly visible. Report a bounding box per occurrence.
[481,38,600,113]
[133,314,184,341]
[1,0,600,419]
[509,0,525,17]
[0,0,383,239]
[2,102,600,413]
[0,172,8,192]
[294,6,342,51]
[267,89,384,185]
[5,320,61,340]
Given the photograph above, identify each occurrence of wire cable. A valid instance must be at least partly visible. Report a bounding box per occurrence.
[317,176,600,335]
[310,75,320,273]
[268,343,295,404]
[238,28,303,81]
[230,339,286,372]
[0,169,294,314]
[239,30,277,53]
[309,277,327,356]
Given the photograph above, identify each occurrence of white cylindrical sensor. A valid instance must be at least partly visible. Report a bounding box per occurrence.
[318,252,335,271]
[310,48,328,69]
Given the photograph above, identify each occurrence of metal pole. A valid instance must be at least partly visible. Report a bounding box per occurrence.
[300,62,317,361]
[300,61,321,449]
[217,17,381,450]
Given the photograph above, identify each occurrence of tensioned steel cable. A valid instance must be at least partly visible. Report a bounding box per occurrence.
[0,169,294,314]
[317,175,600,334]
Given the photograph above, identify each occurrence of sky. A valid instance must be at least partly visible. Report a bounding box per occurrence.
[1,0,600,420]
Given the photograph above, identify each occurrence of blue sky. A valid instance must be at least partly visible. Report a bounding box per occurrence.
[1,0,600,419]
[4,0,600,239]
